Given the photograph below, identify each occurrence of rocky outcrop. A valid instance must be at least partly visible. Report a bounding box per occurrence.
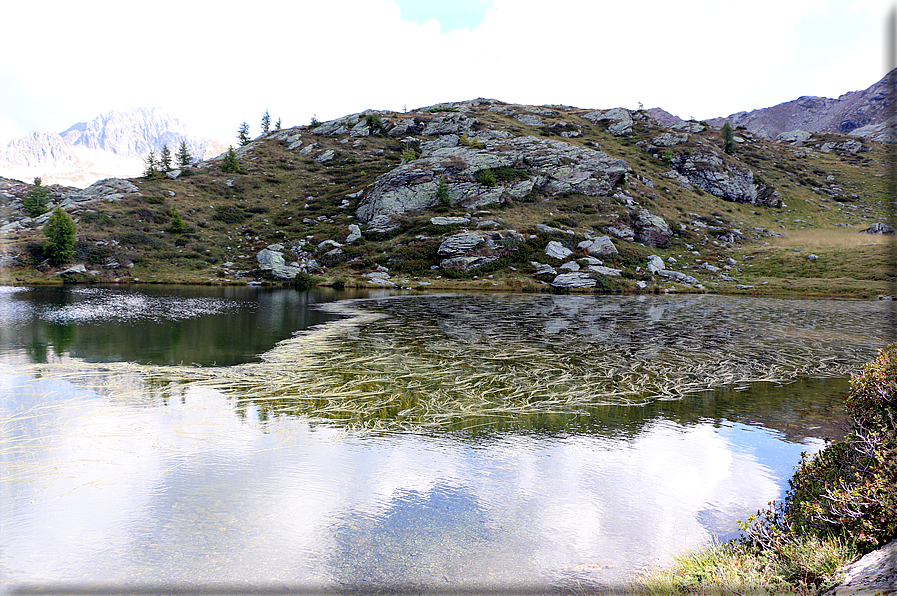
[668,150,782,207]
[356,136,629,222]
[582,108,633,136]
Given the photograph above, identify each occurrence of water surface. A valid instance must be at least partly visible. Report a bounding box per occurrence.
[1,289,890,593]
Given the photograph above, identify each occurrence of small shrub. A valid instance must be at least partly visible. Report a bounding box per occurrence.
[213,205,248,223]
[401,147,418,162]
[474,169,496,187]
[434,178,450,208]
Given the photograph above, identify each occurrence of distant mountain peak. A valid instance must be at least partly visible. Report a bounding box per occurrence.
[0,108,227,188]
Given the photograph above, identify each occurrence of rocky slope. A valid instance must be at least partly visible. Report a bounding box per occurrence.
[0,108,227,188]
[708,68,896,142]
[0,96,892,297]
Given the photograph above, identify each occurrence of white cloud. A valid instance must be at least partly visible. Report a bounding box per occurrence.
[0,0,889,144]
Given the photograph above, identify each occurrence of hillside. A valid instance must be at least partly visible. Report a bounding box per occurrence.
[0,98,893,298]
[0,108,227,188]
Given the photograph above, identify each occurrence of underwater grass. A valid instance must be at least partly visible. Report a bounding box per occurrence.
[20,294,891,433]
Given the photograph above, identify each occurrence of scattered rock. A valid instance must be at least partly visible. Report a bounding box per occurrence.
[578,236,618,257]
[551,272,596,288]
[439,255,500,271]
[545,240,573,260]
[537,223,575,236]
[776,130,812,144]
[657,269,699,285]
[863,223,895,234]
[588,265,622,277]
[531,262,557,277]
[607,225,635,241]
[363,271,396,287]
[646,255,665,274]
[316,149,337,163]
[430,216,470,226]
[257,247,286,270]
[438,231,486,256]
[57,264,87,275]
[345,224,362,244]
[559,261,580,272]
[166,169,181,180]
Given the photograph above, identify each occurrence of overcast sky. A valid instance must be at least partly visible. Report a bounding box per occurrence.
[0,0,892,146]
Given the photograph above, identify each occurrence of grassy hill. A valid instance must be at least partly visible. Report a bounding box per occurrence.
[0,99,893,297]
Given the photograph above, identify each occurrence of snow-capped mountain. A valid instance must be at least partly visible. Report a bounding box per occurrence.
[0,108,228,188]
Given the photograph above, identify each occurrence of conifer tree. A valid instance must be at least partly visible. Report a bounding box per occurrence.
[144,151,159,179]
[160,144,172,172]
[43,207,76,265]
[221,146,240,173]
[176,140,192,167]
[261,110,271,135]
[23,177,49,218]
[169,206,186,233]
[722,122,736,155]
[237,122,251,146]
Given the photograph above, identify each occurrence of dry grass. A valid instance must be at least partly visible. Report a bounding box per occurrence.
[768,228,892,249]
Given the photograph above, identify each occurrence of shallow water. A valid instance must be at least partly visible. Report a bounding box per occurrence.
[0,288,891,593]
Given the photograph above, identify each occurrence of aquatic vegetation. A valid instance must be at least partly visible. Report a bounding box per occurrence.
[32,294,879,433]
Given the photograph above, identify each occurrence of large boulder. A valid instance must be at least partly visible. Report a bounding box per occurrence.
[578,236,618,257]
[630,209,672,248]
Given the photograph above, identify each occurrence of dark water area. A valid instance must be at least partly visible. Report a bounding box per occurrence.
[0,288,890,593]
[0,285,364,366]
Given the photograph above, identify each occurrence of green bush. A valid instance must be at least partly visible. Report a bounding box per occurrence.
[742,343,897,554]
[169,207,186,233]
[474,169,496,187]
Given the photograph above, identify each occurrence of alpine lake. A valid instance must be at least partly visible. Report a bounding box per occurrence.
[1,285,893,594]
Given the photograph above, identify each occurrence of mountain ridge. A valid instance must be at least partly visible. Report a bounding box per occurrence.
[0,108,227,188]
[707,68,896,141]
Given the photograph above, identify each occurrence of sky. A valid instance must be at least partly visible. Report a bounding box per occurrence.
[0,0,893,146]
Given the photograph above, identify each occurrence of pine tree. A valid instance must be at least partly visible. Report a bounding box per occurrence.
[23,177,49,218]
[43,207,76,265]
[237,122,251,146]
[144,150,159,178]
[722,122,736,155]
[160,144,172,172]
[176,140,192,167]
[275,118,281,130]
[169,207,186,233]
[261,110,271,135]
[221,146,240,173]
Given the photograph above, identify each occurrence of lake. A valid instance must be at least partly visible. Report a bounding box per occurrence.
[1,286,892,594]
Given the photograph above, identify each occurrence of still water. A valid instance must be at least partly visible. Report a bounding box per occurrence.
[0,286,892,593]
